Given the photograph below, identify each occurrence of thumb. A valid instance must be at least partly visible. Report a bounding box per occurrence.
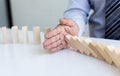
[59,18,73,27]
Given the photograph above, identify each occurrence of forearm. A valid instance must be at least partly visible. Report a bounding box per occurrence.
[63,0,90,37]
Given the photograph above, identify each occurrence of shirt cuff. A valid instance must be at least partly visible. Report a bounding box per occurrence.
[72,18,86,37]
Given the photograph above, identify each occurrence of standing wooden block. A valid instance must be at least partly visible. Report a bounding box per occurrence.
[11,26,19,44]
[33,26,41,44]
[1,27,8,44]
[22,26,28,44]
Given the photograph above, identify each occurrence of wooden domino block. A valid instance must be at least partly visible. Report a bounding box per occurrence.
[74,38,84,53]
[113,52,120,69]
[77,38,91,56]
[11,26,19,44]
[88,42,105,60]
[107,46,120,68]
[71,36,80,51]
[82,39,97,57]
[114,48,120,58]
[65,35,85,53]
[98,43,112,64]
[113,48,120,69]
[22,26,28,44]
[33,26,41,44]
[72,37,84,53]
[65,35,75,50]
[1,27,8,44]
[67,37,91,55]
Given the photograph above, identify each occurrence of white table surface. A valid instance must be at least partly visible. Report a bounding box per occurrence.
[0,29,120,76]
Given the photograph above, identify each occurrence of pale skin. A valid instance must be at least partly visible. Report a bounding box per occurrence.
[43,18,79,52]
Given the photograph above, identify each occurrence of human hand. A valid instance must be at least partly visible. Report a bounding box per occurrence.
[43,18,79,52]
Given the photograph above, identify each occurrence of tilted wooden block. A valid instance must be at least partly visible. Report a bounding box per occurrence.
[96,43,112,64]
[11,26,19,44]
[65,35,77,51]
[114,48,120,58]
[83,39,97,58]
[1,27,8,44]
[113,51,120,69]
[88,42,104,60]
[33,26,41,44]
[107,46,120,68]
[65,35,120,69]
[65,35,92,55]
[78,39,90,56]
[22,26,28,44]
[70,36,80,52]
[113,48,120,68]
[75,38,84,54]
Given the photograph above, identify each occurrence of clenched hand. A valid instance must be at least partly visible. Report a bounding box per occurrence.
[43,18,79,52]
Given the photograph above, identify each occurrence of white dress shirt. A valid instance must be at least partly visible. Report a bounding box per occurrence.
[64,0,105,38]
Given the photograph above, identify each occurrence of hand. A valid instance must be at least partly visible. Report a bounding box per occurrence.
[43,18,79,52]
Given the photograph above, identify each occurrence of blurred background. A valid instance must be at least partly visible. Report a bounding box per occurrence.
[0,0,89,36]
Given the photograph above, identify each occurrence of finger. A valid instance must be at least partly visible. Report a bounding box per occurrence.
[61,40,68,49]
[64,26,75,36]
[44,28,51,39]
[63,26,71,34]
[44,34,60,46]
[45,26,63,38]
[62,41,66,46]
[59,33,65,40]
[59,18,75,27]
[50,44,64,52]
[45,39,62,49]
[63,26,77,36]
